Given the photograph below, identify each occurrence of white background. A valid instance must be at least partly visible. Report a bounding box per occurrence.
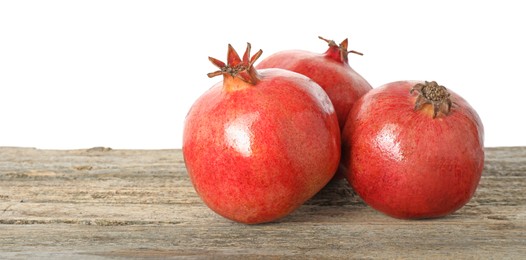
[1,0,524,149]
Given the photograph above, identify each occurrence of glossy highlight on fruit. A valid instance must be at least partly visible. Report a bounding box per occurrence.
[342,80,484,219]
[183,43,341,224]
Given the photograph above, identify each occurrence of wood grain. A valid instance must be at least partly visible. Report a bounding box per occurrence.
[1,147,525,259]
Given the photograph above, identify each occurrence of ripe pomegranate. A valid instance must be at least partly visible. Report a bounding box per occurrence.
[342,80,484,219]
[257,36,372,129]
[183,43,340,224]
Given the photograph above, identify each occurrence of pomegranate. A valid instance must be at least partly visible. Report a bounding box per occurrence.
[257,36,372,129]
[342,80,484,219]
[183,43,340,224]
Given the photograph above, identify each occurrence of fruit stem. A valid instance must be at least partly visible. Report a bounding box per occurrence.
[410,81,452,118]
[318,36,363,63]
[208,43,262,86]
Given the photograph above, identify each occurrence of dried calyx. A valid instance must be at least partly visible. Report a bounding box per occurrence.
[319,36,363,63]
[410,81,452,118]
[208,43,262,85]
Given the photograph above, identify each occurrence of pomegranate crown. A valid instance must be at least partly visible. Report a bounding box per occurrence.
[318,36,363,63]
[207,43,262,85]
[410,81,452,118]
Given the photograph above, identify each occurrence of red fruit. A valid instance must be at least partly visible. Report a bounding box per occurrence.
[183,43,340,224]
[257,36,372,129]
[342,80,484,219]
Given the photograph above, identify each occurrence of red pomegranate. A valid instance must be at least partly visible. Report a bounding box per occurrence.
[257,36,372,129]
[342,80,484,219]
[183,43,341,224]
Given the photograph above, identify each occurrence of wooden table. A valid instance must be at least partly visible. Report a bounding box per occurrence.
[1,147,525,259]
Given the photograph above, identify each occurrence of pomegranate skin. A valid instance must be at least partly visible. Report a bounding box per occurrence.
[183,61,340,224]
[257,38,372,129]
[342,80,484,219]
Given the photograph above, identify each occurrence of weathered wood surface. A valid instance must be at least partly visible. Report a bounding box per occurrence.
[0,147,525,259]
